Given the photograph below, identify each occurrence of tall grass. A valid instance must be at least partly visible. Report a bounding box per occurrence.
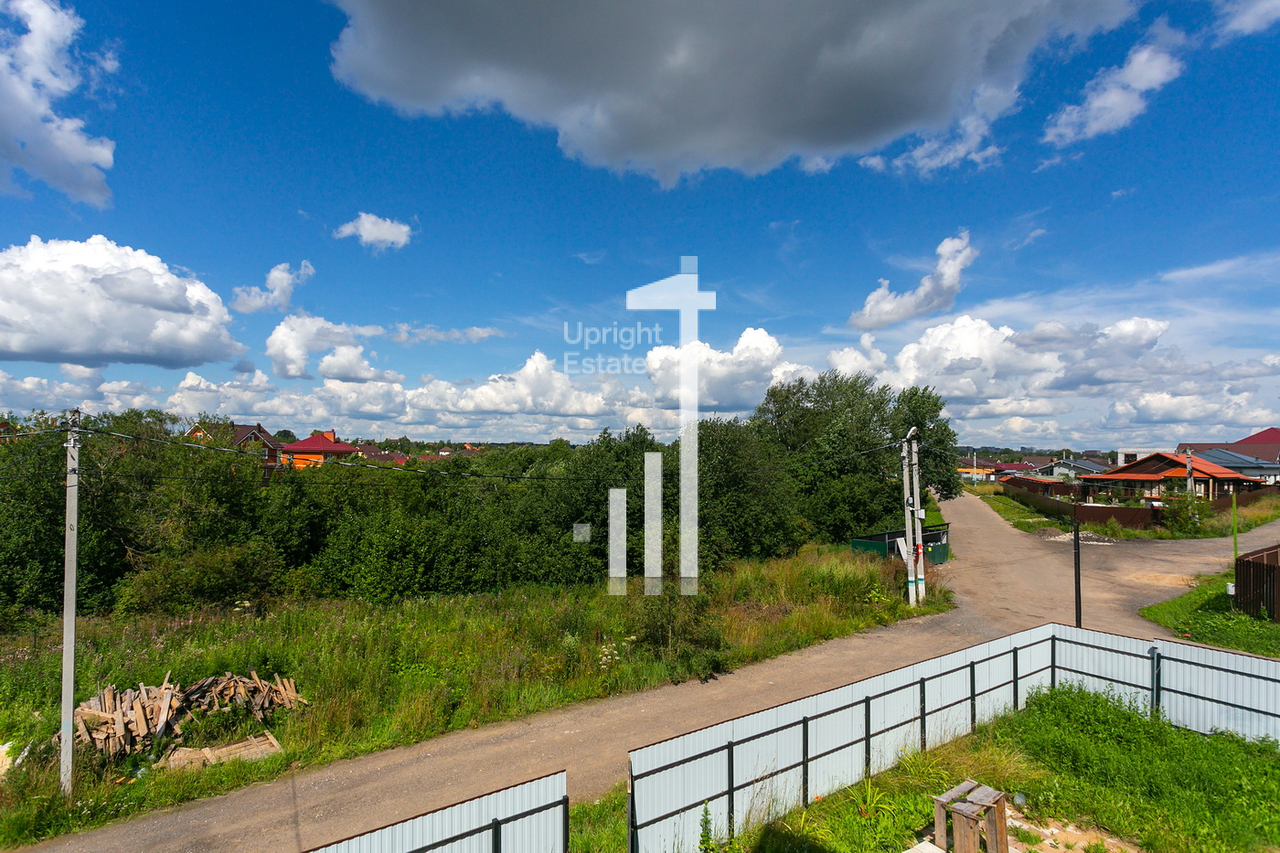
[0,547,950,845]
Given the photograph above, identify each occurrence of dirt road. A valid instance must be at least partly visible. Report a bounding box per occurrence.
[25,494,1279,852]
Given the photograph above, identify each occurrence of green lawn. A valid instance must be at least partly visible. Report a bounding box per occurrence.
[1141,571,1280,658]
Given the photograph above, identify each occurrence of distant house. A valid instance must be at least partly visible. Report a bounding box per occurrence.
[352,442,408,465]
[1191,448,1280,485]
[1179,427,1280,466]
[1029,458,1109,480]
[1080,452,1262,501]
[0,420,14,442]
[992,462,1035,476]
[186,421,284,468]
[1020,455,1055,470]
[281,430,360,469]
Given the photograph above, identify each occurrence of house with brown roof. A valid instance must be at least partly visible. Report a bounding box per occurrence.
[281,430,360,469]
[352,442,408,464]
[1079,452,1262,502]
[186,421,285,468]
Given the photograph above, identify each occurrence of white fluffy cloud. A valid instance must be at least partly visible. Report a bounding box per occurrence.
[1043,35,1184,146]
[848,231,978,329]
[317,344,404,383]
[264,314,384,379]
[0,235,243,367]
[644,327,816,411]
[333,212,412,251]
[329,0,1135,182]
[0,0,115,205]
[231,261,314,313]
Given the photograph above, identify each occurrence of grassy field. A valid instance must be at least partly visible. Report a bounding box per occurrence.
[0,546,951,845]
[1141,571,1280,658]
[571,687,1280,852]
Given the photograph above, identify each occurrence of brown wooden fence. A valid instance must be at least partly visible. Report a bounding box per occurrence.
[1001,483,1159,528]
[1210,484,1280,512]
[1236,543,1280,622]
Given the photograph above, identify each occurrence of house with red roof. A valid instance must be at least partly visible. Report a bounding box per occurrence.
[1178,427,1280,465]
[280,430,360,469]
[1079,452,1262,502]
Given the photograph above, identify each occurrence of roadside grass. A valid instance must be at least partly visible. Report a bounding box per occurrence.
[1140,572,1280,658]
[681,686,1280,852]
[976,493,1070,535]
[978,488,1280,542]
[0,547,951,846]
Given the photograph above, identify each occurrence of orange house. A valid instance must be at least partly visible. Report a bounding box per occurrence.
[280,430,360,469]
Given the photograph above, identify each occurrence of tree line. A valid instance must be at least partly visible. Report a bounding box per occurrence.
[0,371,959,617]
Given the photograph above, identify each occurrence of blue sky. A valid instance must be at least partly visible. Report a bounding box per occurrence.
[1,0,1278,448]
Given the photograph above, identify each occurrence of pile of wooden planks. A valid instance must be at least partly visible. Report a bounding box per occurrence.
[73,670,305,759]
[183,671,306,722]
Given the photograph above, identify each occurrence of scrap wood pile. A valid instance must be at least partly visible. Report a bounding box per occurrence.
[73,670,306,759]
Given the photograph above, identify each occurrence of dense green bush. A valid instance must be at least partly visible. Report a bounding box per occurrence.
[0,371,959,615]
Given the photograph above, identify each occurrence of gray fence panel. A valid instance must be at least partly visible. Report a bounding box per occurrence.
[1154,640,1280,741]
[305,771,566,853]
[1051,625,1152,708]
[629,625,1055,852]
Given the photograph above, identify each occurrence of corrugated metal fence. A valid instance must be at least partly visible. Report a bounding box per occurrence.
[627,624,1280,853]
[304,770,568,853]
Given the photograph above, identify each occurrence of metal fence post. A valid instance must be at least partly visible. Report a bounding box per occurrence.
[1149,646,1162,717]
[1050,634,1057,689]
[801,716,810,806]
[919,678,927,751]
[561,795,570,853]
[863,697,872,778]
[1012,646,1020,710]
[491,817,501,853]
[969,661,977,732]
[727,740,736,840]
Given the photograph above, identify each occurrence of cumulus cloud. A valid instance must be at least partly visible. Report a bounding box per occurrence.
[231,260,314,313]
[317,344,404,383]
[333,212,412,251]
[329,0,1136,182]
[390,323,506,344]
[644,327,816,410]
[848,230,978,329]
[1214,0,1280,39]
[264,314,383,379]
[0,235,243,367]
[407,351,609,417]
[0,0,115,205]
[1043,34,1184,146]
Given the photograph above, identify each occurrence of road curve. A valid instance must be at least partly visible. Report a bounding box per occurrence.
[23,493,1280,852]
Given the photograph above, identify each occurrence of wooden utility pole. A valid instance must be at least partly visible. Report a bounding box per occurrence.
[60,409,80,795]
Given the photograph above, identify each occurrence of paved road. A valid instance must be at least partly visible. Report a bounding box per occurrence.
[25,494,1279,852]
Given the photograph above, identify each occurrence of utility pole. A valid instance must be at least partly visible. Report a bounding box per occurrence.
[60,409,80,795]
[910,436,925,602]
[902,427,918,606]
[1073,512,1082,629]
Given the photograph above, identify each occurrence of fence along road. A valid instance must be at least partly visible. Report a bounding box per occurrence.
[628,623,1280,851]
[27,493,1280,853]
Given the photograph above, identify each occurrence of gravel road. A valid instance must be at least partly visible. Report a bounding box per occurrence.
[23,492,1279,852]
